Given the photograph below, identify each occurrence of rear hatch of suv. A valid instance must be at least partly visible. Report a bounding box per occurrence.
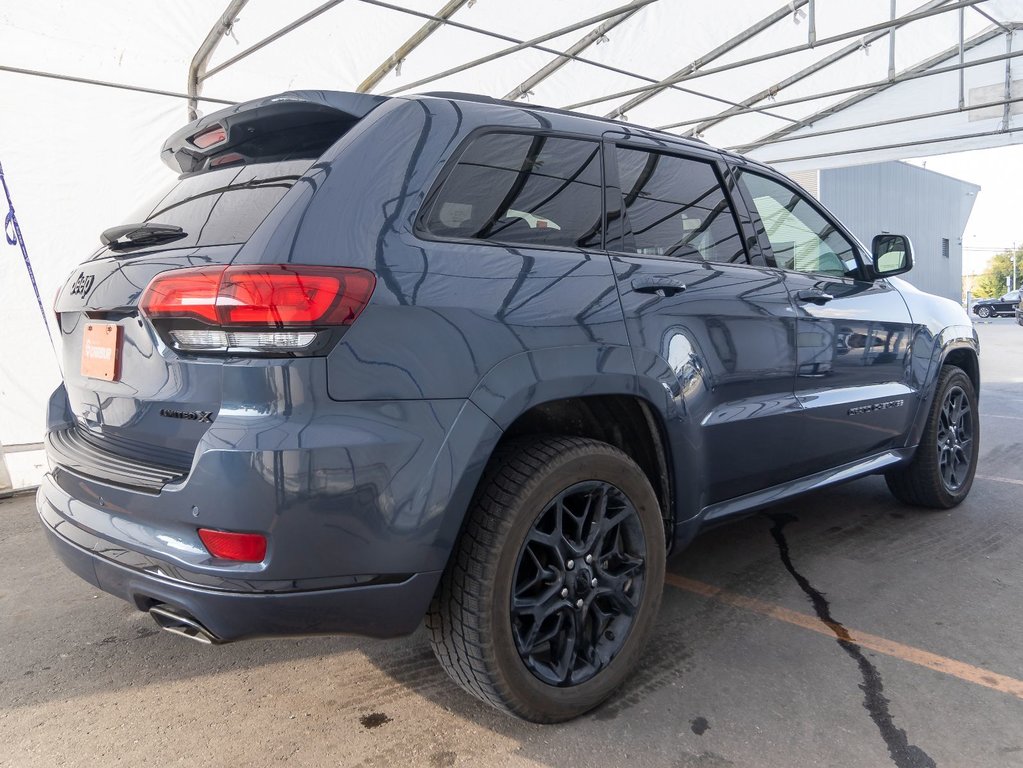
[49,91,386,491]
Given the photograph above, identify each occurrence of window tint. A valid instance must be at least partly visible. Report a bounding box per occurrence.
[114,159,314,252]
[420,132,602,249]
[738,171,856,277]
[614,147,745,263]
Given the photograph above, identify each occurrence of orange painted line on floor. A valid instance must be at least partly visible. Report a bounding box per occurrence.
[976,474,1023,487]
[664,573,1023,701]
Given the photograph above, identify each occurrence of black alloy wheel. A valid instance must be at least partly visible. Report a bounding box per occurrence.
[428,436,665,722]
[936,384,974,493]
[511,480,646,687]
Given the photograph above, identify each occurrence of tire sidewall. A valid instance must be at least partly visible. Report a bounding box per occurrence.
[486,450,665,721]
[927,368,980,506]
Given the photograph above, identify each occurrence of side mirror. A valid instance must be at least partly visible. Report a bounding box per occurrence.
[871,234,913,278]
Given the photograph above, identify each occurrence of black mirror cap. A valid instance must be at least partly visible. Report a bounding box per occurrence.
[871,234,914,278]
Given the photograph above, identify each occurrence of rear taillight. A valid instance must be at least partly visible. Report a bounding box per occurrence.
[139,265,375,355]
[198,528,266,562]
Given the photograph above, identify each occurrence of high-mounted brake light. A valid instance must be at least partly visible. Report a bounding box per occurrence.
[191,125,227,149]
[198,528,266,562]
[139,265,376,354]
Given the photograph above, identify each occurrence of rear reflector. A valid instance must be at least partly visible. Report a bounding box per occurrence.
[198,529,267,562]
[191,125,227,149]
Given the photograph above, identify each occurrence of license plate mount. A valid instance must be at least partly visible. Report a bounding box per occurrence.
[81,322,122,381]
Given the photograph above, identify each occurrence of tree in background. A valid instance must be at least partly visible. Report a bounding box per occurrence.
[973,248,1020,298]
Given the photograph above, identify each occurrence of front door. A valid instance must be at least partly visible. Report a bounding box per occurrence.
[735,169,916,476]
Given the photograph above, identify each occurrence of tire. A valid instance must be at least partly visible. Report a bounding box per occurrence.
[976,306,991,318]
[885,366,979,509]
[427,435,666,722]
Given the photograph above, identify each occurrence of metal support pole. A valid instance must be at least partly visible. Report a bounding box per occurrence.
[504,1,646,101]
[657,36,1023,132]
[888,0,897,78]
[808,0,817,47]
[0,441,12,496]
[731,96,1023,152]
[713,25,1011,150]
[565,0,984,112]
[756,124,1023,166]
[959,6,966,109]
[603,0,808,119]
[202,0,347,83]
[357,0,470,93]
[187,0,248,121]
[1004,32,1014,131]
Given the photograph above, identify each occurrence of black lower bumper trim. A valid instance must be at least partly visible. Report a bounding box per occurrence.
[42,514,441,642]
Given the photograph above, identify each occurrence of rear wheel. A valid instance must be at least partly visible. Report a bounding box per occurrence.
[427,436,665,722]
[886,366,979,508]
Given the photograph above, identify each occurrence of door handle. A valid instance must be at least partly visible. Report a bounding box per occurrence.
[631,277,687,298]
[795,289,835,305]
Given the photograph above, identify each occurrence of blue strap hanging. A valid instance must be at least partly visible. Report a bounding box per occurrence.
[1,159,56,349]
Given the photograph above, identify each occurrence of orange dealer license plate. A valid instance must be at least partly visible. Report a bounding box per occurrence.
[81,322,122,381]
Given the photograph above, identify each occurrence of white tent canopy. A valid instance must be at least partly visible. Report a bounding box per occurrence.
[2,0,1021,488]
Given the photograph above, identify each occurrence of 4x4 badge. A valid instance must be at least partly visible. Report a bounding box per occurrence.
[69,272,95,298]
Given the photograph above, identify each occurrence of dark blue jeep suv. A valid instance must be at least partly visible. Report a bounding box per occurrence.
[40,91,980,722]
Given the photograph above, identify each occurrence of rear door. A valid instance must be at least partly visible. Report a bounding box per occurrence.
[605,137,801,507]
[734,168,916,475]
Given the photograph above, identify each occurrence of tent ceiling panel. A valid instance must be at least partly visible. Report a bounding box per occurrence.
[0,0,224,94]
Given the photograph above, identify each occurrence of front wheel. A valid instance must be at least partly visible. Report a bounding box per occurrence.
[427,436,665,722]
[976,306,991,318]
[886,366,979,508]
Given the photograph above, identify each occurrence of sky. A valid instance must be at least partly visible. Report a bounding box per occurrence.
[906,144,1023,277]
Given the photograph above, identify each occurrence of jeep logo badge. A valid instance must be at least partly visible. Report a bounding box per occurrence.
[69,272,95,298]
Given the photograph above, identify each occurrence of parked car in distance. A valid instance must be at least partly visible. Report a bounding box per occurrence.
[41,91,981,723]
[972,289,1021,318]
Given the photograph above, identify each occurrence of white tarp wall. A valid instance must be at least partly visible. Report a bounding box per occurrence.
[2,0,1021,490]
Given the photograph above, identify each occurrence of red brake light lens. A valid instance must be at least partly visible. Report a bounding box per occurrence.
[139,266,224,323]
[140,265,376,327]
[198,528,266,562]
[219,267,376,325]
[191,125,227,149]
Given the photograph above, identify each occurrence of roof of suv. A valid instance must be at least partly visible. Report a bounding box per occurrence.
[412,91,731,155]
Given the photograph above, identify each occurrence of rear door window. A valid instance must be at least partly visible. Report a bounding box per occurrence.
[613,147,746,263]
[419,132,603,249]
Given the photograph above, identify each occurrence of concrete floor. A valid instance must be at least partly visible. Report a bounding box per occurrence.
[2,318,1021,768]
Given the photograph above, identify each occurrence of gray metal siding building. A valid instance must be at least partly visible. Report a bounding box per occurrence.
[791,162,979,303]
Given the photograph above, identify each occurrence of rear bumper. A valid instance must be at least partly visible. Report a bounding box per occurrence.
[39,493,441,641]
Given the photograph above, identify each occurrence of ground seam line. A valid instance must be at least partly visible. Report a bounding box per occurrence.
[976,474,1023,487]
[664,573,1023,701]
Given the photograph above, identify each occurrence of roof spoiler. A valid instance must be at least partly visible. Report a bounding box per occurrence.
[161,90,389,174]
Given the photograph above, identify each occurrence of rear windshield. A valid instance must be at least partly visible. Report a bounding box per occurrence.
[103,158,314,254]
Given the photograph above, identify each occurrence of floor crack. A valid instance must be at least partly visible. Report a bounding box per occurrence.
[766,513,936,768]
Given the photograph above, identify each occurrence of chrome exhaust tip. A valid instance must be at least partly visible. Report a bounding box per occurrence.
[149,604,221,645]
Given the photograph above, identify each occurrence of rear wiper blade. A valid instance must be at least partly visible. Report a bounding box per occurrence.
[101,223,187,251]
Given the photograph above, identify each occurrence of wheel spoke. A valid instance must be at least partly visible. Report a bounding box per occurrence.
[936,384,974,493]
[510,480,647,687]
